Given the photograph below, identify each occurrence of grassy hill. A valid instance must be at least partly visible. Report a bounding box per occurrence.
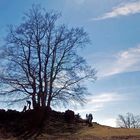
[37,123,140,140]
[0,109,140,140]
[78,123,140,137]
[1,122,140,140]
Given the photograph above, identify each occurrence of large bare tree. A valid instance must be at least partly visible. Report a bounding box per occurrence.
[0,6,96,109]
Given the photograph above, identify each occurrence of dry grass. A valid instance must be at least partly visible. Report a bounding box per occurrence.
[1,122,140,140]
[77,123,140,137]
[37,123,140,140]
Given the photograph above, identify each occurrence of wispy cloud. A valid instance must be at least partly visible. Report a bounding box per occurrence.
[100,45,140,77]
[88,92,123,104]
[75,92,124,114]
[75,104,103,113]
[93,1,140,20]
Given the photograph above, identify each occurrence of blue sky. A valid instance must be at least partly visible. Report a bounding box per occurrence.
[0,0,140,127]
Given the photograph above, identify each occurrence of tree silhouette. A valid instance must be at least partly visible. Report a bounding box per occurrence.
[0,5,96,109]
[117,113,140,128]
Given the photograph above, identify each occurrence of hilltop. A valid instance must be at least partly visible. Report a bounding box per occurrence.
[0,109,140,140]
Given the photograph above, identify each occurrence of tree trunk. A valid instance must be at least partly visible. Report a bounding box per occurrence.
[37,93,41,107]
[46,95,51,110]
[41,93,46,107]
[32,94,37,109]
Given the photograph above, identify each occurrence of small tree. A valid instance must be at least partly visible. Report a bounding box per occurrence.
[0,5,96,109]
[117,113,140,128]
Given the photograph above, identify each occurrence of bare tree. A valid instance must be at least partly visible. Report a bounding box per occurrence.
[0,5,96,109]
[117,113,140,128]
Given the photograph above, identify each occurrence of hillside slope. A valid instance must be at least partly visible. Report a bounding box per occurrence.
[1,122,140,140]
[37,123,140,140]
[0,109,140,140]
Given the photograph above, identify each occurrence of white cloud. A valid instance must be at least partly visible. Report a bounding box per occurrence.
[88,92,123,104]
[75,104,103,113]
[100,45,140,77]
[73,92,126,122]
[100,118,117,127]
[93,1,140,20]
[75,92,124,114]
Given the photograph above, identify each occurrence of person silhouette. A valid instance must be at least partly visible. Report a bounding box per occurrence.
[26,100,31,110]
[88,113,93,123]
[22,105,27,112]
[88,113,93,127]
[86,114,89,120]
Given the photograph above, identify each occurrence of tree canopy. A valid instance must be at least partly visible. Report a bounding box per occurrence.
[0,5,96,109]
